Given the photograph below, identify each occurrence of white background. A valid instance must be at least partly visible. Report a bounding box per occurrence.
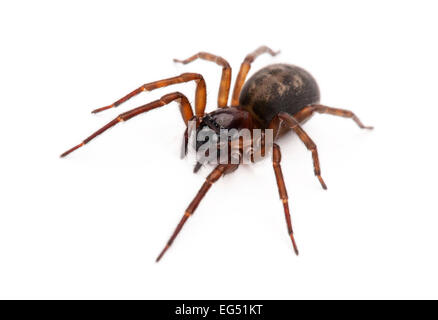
[1,0,437,299]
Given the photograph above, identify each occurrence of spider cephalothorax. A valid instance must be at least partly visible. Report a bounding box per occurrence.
[194,107,254,164]
[61,46,372,262]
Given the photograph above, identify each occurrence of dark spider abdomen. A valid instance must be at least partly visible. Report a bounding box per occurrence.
[239,64,320,128]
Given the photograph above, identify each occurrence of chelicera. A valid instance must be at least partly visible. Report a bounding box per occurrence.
[61,46,373,262]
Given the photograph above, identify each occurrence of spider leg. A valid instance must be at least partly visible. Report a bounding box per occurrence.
[174,52,231,108]
[60,92,194,157]
[181,127,189,159]
[276,112,328,190]
[91,73,207,117]
[231,46,280,106]
[309,104,374,129]
[272,143,299,255]
[156,163,239,262]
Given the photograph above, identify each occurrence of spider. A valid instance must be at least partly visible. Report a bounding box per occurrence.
[61,46,373,262]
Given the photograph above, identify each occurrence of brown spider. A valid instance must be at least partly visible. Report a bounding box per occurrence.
[60,46,372,262]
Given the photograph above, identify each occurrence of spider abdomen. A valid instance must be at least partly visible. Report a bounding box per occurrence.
[239,63,320,128]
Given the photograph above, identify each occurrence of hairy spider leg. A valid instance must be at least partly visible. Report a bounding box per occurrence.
[174,52,231,108]
[60,92,194,157]
[272,143,299,255]
[180,115,201,160]
[91,73,207,117]
[156,163,238,262]
[275,112,328,190]
[308,104,374,129]
[231,46,280,106]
